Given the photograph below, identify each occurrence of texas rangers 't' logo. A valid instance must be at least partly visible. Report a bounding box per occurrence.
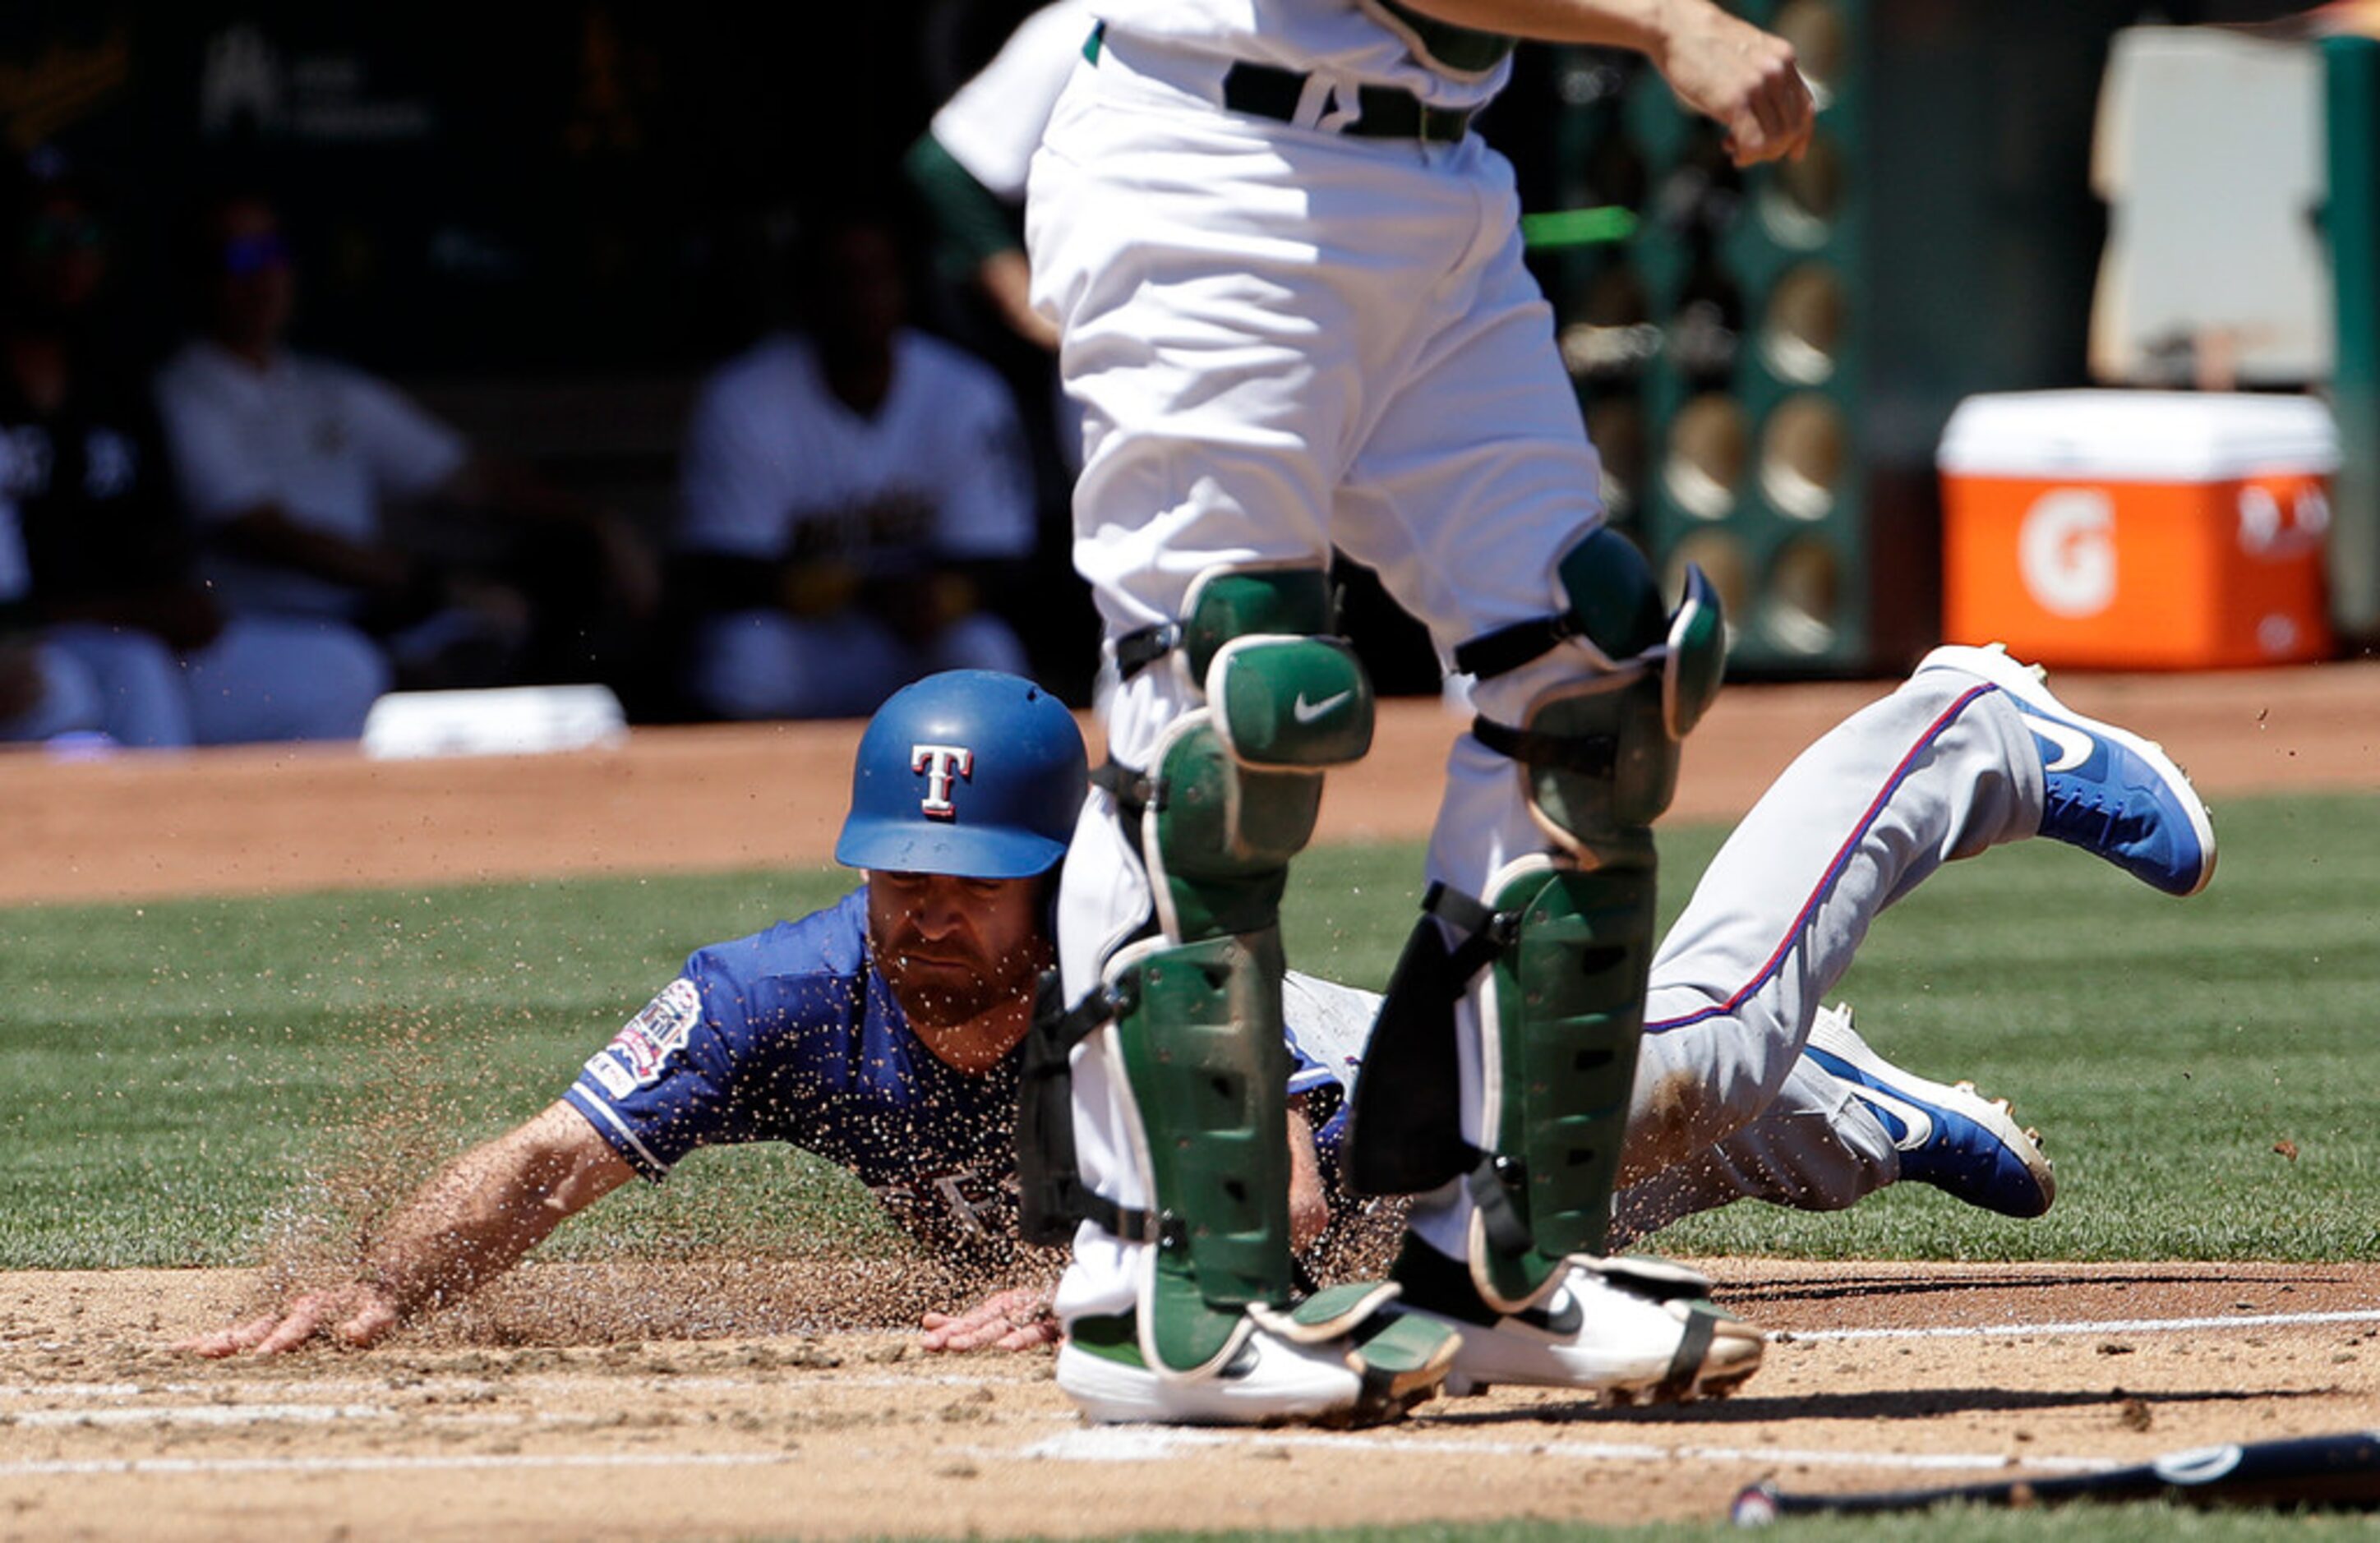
[911,744,973,819]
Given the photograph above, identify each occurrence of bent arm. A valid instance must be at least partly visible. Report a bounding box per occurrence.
[1395,0,1811,165]
[180,1102,633,1355]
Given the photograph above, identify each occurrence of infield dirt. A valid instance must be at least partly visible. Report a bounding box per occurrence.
[8,1259,2380,1538]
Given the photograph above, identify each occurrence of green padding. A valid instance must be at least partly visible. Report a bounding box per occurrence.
[1067,1310,1144,1366]
[1666,563,1727,739]
[900,133,1020,272]
[1117,936,1296,1373]
[1557,528,1667,661]
[1213,637,1373,767]
[1353,1311,1456,1377]
[1290,1283,1380,1329]
[1528,673,1677,845]
[1477,864,1656,1306]
[1155,722,1317,942]
[1180,569,1332,681]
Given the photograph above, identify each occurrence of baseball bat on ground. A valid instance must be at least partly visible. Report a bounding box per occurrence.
[1729,1430,2380,1524]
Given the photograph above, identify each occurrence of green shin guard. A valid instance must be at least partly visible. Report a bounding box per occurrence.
[1110,933,1297,1374]
[1389,537,1726,1313]
[1469,857,1658,1309]
[1466,670,1679,1310]
[1111,595,1378,1377]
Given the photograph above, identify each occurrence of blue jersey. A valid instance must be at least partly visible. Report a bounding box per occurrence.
[565,886,1368,1260]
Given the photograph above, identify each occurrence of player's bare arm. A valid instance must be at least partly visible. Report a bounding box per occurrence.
[1395,0,1813,165]
[177,1103,633,1357]
[976,250,1059,352]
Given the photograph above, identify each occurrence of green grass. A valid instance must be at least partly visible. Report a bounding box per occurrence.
[3,790,2375,1272]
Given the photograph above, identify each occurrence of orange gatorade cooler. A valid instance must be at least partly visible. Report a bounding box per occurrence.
[1937,390,2336,668]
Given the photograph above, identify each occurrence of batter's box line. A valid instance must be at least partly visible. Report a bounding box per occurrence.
[0,1370,1028,1403]
[0,1451,799,1479]
[1783,1307,2380,1343]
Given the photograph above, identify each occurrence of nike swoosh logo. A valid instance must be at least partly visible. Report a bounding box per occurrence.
[1293,689,1354,724]
[1850,1085,1935,1152]
[2027,717,2096,773]
[1520,1290,1584,1337]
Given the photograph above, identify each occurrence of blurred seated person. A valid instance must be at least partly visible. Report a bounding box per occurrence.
[151,191,657,694]
[0,162,383,747]
[671,211,1035,721]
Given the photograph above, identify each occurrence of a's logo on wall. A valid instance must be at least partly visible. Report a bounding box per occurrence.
[199,23,433,144]
[911,744,974,819]
[2019,488,2116,618]
[201,25,283,135]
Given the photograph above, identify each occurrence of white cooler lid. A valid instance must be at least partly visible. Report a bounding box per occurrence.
[1937,389,2338,480]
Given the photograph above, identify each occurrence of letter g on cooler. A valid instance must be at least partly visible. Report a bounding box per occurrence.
[2019,488,2117,618]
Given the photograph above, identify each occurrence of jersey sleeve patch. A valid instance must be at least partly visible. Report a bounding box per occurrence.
[602,978,705,1086]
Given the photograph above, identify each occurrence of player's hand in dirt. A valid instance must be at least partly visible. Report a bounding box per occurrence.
[919,1286,1059,1354]
[1653,2,1814,167]
[174,1283,403,1357]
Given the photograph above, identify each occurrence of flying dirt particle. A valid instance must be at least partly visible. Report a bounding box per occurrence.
[2273,1140,2299,1162]
[2117,1397,2153,1432]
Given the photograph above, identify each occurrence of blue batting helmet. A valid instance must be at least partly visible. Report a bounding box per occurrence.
[833,670,1087,880]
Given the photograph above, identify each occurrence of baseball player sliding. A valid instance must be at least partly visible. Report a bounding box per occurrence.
[1020,0,2205,1426]
[177,672,1362,1357]
[178,658,2213,1364]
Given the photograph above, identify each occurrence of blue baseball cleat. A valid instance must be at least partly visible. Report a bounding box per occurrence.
[1806,1004,2055,1219]
[1920,642,2217,897]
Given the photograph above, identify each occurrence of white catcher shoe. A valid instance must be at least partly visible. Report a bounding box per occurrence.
[1389,1240,1764,1401]
[1055,1288,1459,1427]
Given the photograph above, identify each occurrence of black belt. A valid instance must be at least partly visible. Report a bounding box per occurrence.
[1084,22,1476,145]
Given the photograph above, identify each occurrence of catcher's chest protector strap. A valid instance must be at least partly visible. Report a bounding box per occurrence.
[1017,971,1163,1248]
[1343,882,1513,1196]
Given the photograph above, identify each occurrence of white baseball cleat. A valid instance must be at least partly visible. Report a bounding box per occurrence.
[1054,1308,1456,1427]
[1388,1241,1764,1402]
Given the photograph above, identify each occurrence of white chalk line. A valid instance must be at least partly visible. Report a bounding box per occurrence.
[1015,1425,2116,1476]
[1783,1306,2380,1343]
[0,1370,1022,1403]
[0,1452,795,1479]
[8,1403,395,1430]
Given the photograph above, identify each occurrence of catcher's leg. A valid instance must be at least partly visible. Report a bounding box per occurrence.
[1347,529,1764,1401]
[1031,567,1458,1426]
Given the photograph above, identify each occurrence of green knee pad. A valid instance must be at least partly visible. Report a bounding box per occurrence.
[1144,626,1371,942]
[1110,933,1295,1374]
[1469,857,1658,1309]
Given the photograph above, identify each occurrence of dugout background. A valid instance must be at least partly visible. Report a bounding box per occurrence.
[0,1,2319,695]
